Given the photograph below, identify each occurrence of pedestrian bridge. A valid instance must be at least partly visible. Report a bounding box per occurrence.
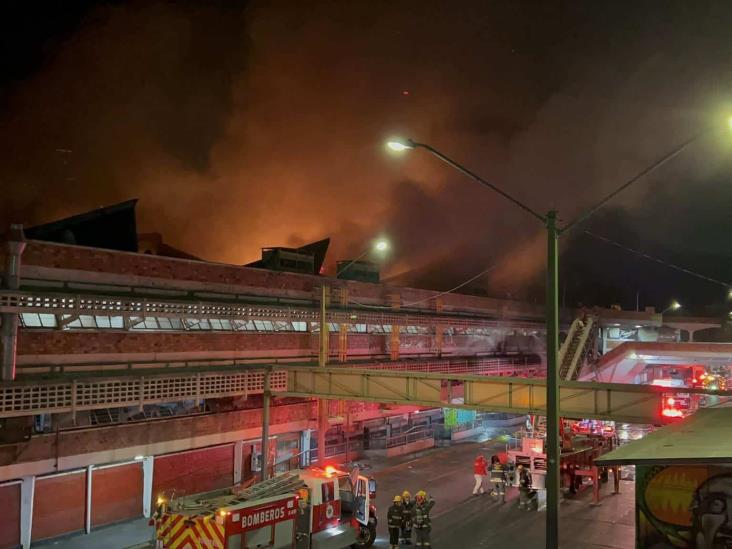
[3,361,729,424]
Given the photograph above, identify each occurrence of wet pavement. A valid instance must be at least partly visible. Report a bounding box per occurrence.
[34,434,635,548]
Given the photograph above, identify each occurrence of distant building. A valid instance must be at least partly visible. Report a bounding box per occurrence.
[25,199,205,260]
[336,260,380,283]
[25,199,139,252]
[137,232,201,260]
[246,238,330,275]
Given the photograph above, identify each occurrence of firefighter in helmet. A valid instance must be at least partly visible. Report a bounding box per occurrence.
[413,490,435,548]
[387,495,404,549]
[401,490,415,544]
[517,463,533,510]
[490,455,507,503]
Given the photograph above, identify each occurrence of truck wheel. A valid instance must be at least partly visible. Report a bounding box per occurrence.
[351,523,376,548]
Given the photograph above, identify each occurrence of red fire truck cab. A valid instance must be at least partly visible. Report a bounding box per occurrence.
[153,466,376,549]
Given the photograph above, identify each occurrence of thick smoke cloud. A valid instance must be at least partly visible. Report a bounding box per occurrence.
[1,1,732,311]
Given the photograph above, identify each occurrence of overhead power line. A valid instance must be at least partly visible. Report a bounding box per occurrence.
[348,264,499,309]
[583,230,731,290]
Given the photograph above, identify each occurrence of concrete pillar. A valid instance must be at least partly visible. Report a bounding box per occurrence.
[233,440,244,485]
[142,456,154,518]
[261,369,271,481]
[390,292,400,361]
[20,475,35,549]
[317,401,328,464]
[300,430,312,467]
[318,285,329,464]
[85,465,93,534]
[1,224,26,381]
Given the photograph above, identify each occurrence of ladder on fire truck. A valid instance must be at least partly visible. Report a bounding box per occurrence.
[529,415,546,437]
[236,471,306,501]
[559,315,599,381]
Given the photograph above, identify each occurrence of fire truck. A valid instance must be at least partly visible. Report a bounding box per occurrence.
[153,466,377,549]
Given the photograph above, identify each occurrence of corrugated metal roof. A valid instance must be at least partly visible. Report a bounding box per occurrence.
[596,408,732,466]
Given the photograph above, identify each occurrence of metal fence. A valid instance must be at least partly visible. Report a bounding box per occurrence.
[333,356,542,376]
[367,427,435,450]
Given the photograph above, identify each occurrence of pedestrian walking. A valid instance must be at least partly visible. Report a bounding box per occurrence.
[517,464,533,510]
[473,454,488,495]
[387,495,404,549]
[490,457,507,503]
[401,490,414,544]
[413,490,435,548]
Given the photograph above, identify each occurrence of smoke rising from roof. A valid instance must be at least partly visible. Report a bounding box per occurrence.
[1,1,732,310]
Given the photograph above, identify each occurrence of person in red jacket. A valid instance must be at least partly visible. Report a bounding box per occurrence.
[473,454,488,495]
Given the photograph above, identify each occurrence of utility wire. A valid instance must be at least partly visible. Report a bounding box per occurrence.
[583,229,731,290]
[348,263,499,310]
[562,129,709,233]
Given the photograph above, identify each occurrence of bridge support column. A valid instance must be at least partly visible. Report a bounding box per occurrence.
[338,287,348,363]
[390,293,400,360]
[1,225,25,381]
[545,211,560,549]
[20,475,35,549]
[233,440,244,485]
[318,285,329,464]
[300,429,312,467]
[261,369,271,481]
[85,465,93,534]
[142,456,154,518]
[434,297,444,358]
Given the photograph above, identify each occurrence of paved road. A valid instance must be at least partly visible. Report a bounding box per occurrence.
[368,439,635,548]
[36,437,635,548]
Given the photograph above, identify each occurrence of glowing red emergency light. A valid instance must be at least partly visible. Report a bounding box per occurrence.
[662,408,683,418]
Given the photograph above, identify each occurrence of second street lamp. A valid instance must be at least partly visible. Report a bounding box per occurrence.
[388,138,562,545]
[386,125,722,548]
[337,238,390,277]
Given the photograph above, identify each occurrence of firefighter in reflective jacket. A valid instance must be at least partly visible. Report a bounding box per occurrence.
[401,490,415,544]
[413,490,435,548]
[517,464,533,510]
[490,457,507,503]
[387,495,404,549]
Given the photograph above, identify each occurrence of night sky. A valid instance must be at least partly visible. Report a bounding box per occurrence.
[1,1,731,315]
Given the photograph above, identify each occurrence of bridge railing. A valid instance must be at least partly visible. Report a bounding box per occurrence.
[2,364,730,424]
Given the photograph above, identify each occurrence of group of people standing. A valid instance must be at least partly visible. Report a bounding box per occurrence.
[472,454,534,509]
[387,489,435,548]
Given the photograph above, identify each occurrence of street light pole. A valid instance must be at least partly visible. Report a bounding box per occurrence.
[337,239,390,278]
[545,211,560,548]
[387,126,718,548]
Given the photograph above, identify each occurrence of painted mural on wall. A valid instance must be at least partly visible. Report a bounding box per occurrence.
[637,464,732,548]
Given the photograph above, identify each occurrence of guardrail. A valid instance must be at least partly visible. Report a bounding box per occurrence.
[331,356,543,376]
[367,428,434,450]
[0,288,545,330]
[0,369,288,418]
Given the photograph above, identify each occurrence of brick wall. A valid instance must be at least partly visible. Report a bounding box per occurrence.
[0,401,316,471]
[0,483,20,549]
[17,331,314,356]
[153,445,234,499]
[32,472,86,541]
[17,240,545,318]
[91,463,143,527]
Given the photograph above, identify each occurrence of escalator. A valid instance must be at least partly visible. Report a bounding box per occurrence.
[558,315,599,381]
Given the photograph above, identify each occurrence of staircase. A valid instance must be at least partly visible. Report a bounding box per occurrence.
[558,315,599,381]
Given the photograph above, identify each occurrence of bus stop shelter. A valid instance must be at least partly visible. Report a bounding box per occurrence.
[596,408,732,548]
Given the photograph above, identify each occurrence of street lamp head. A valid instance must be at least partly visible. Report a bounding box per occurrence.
[374,239,389,252]
[386,140,413,152]
[670,300,681,311]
